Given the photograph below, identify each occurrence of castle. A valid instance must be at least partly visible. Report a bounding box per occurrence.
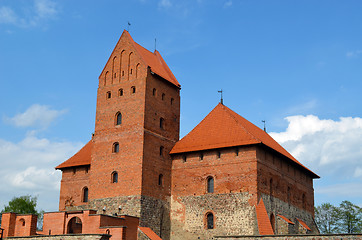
[1,30,320,240]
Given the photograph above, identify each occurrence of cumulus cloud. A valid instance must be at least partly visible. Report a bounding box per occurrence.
[5,104,67,129]
[0,0,58,28]
[270,115,362,178]
[0,133,83,211]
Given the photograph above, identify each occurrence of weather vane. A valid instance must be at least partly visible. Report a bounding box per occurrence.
[127,21,131,32]
[218,89,223,104]
[262,120,266,132]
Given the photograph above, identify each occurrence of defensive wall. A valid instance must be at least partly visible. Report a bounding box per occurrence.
[214,233,362,240]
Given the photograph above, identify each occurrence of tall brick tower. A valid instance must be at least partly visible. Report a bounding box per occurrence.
[57,30,180,239]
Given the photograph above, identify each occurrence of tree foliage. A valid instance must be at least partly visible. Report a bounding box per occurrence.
[315,200,362,234]
[1,195,39,215]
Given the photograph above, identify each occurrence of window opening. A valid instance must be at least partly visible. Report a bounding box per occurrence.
[106,91,111,99]
[113,142,119,153]
[114,73,117,78]
[217,151,221,158]
[182,155,186,163]
[160,117,164,129]
[122,71,124,76]
[131,86,136,94]
[112,171,118,183]
[160,146,164,156]
[158,174,163,186]
[207,176,214,193]
[82,187,88,203]
[206,213,214,229]
[116,112,122,125]
[153,88,156,96]
[235,147,239,156]
[200,153,204,160]
[119,88,123,96]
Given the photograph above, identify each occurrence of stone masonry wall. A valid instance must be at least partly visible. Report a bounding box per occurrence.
[214,233,362,240]
[5,234,110,240]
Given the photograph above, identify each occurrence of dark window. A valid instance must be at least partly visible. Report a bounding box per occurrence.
[158,174,163,186]
[182,155,186,162]
[130,69,133,74]
[162,93,165,100]
[114,73,117,78]
[85,167,89,173]
[217,151,221,158]
[113,142,119,153]
[171,98,174,105]
[112,171,118,183]
[131,86,136,94]
[73,168,76,175]
[119,88,123,96]
[116,112,122,125]
[106,91,111,99]
[153,88,156,96]
[235,147,239,156]
[160,118,164,129]
[122,71,124,76]
[270,213,275,232]
[160,146,164,156]
[206,213,214,229]
[83,187,89,202]
[200,153,204,160]
[207,177,214,193]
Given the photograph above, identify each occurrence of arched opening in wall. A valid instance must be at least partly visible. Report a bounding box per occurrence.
[136,63,140,78]
[112,56,117,83]
[128,52,133,80]
[269,178,273,201]
[104,71,109,86]
[106,91,111,99]
[82,187,88,203]
[160,118,164,129]
[207,176,214,193]
[112,171,118,183]
[302,193,306,210]
[19,218,25,226]
[270,213,275,233]
[158,174,163,186]
[131,86,136,94]
[67,217,82,234]
[115,112,122,125]
[153,88,156,96]
[159,146,164,156]
[113,142,119,153]
[120,50,125,78]
[205,212,214,229]
[118,88,123,96]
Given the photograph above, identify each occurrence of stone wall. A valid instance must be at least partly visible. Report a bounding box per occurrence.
[5,234,110,240]
[214,233,362,240]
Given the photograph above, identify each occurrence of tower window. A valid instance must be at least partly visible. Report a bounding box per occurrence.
[207,176,214,193]
[162,93,165,100]
[131,86,136,94]
[171,98,174,105]
[113,142,119,153]
[106,91,111,99]
[217,151,221,158]
[130,69,133,74]
[200,153,204,160]
[122,71,125,76]
[160,117,164,129]
[112,171,118,183]
[119,88,123,96]
[160,146,164,156]
[153,88,156,96]
[182,155,186,163]
[82,187,89,203]
[114,73,117,78]
[206,212,214,229]
[115,112,122,125]
[158,174,163,186]
[235,147,239,156]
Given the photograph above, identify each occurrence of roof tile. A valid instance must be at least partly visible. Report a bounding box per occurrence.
[55,141,92,169]
[297,218,311,231]
[138,227,162,240]
[277,214,295,224]
[255,198,274,235]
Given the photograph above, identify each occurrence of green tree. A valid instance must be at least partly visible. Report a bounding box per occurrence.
[336,200,362,233]
[1,195,38,215]
[315,203,339,233]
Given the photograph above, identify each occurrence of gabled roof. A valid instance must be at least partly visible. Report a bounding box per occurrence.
[100,30,180,88]
[255,198,274,235]
[170,103,319,178]
[55,141,92,169]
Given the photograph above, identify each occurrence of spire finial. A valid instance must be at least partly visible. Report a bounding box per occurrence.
[155,38,157,51]
[218,89,223,105]
[127,21,131,32]
[262,120,266,132]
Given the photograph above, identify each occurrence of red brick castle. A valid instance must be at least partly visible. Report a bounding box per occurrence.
[1,30,319,240]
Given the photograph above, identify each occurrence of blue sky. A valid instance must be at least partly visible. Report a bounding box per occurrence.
[1,0,362,212]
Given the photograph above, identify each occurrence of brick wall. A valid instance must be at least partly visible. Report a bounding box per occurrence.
[5,234,111,240]
[214,233,362,240]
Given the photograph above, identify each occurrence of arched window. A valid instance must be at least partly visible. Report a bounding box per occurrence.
[158,174,163,186]
[153,88,156,96]
[136,63,140,78]
[270,213,275,232]
[118,88,123,96]
[162,93,165,100]
[160,118,164,129]
[207,176,214,193]
[112,171,118,183]
[115,112,122,125]
[113,142,119,153]
[82,187,88,203]
[160,146,164,156]
[206,212,214,229]
[131,86,136,94]
[19,218,25,226]
[106,91,111,99]
[105,71,109,86]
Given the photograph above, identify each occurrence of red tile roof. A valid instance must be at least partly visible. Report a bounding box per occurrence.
[297,218,311,231]
[55,141,92,169]
[277,214,295,224]
[100,30,180,88]
[255,198,274,235]
[138,227,162,240]
[170,103,319,178]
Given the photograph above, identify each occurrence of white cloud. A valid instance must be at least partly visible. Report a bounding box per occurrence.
[316,182,362,198]
[5,104,67,129]
[0,0,58,28]
[159,0,172,8]
[346,50,362,58]
[270,115,362,177]
[224,0,232,8]
[0,133,83,211]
